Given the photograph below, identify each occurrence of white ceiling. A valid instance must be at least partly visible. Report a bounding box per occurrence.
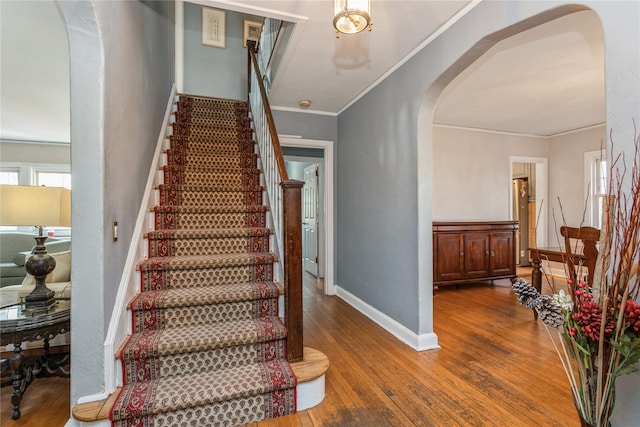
[0,1,605,144]
[434,10,604,137]
[0,1,70,143]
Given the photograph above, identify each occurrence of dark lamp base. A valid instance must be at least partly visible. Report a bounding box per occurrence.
[23,236,57,309]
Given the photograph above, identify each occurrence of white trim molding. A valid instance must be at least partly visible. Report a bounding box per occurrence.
[336,285,440,351]
[279,136,336,296]
[102,84,177,396]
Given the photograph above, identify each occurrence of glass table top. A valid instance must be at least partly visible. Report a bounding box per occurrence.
[0,299,70,332]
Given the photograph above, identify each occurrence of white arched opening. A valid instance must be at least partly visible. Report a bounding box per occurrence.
[58,0,107,407]
[416,4,598,339]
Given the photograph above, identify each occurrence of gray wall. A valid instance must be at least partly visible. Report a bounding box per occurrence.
[60,0,174,404]
[273,109,338,143]
[0,141,70,165]
[183,2,259,100]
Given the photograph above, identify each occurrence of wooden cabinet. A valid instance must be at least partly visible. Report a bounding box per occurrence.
[433,221,518,286]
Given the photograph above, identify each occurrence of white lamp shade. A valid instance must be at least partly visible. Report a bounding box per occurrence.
[333,0,371,34]
[0,185,71,227]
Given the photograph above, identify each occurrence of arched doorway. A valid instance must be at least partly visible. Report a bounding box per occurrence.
[417,6,605,338]
[57,0,107,408]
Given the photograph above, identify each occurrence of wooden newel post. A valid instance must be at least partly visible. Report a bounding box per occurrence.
[281,179,304,363]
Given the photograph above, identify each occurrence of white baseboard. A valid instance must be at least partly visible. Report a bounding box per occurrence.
[335,285,439,351]
[297,375,325,411]
[65,418,110,427]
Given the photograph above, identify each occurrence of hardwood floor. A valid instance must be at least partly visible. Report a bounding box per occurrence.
[2,269,580,426]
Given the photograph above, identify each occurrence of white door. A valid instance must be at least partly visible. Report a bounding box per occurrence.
[303,164,319,276]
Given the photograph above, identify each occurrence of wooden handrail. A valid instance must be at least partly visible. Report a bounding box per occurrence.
[247,39,304,363]
[247,42,289,182]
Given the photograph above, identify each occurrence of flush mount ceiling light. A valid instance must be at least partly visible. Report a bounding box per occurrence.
[333,0,372,37]
[298,99,312,108]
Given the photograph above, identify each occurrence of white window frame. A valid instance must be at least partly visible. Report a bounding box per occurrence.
[584,150,607,228]
[0,167,20,185]
[0,162,71,235]
[0,162,70,188]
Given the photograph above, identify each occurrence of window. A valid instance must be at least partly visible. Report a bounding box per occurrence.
[0,169,19,185]
[36,170,71,189]
[0,165,71,235]
[584,150,607,228]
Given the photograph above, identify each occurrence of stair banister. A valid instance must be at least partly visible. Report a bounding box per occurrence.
[247,40,304,363]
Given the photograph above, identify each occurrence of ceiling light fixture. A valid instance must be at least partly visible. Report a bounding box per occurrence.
[298,99,312,108]
[333,0,372,37]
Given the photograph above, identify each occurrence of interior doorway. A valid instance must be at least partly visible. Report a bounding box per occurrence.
[302,164,320,277]
[280,136,335,295]
[510,157,548,252]
[285,158,322,278]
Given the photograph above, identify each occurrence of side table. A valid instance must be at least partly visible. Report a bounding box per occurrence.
[0,299,70,420]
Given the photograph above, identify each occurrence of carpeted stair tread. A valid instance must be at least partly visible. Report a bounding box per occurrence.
[152,205,268,214]
[146,227,271,240]
[119,316,288,360]
[138,252,277,271]
[162,164,260,174]
[165,150,258,161]
[166,139,256,155]
[156,184,264,193]
[165,151,258,169]
[161,167,261,187]
[111,360,296,423]
[129,281,281,311]
[146,227,272,257]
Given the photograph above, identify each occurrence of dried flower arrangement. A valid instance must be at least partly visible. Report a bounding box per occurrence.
[512,129,640,427]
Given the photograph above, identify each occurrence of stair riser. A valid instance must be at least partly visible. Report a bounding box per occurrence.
[112,386,295,427]
[148,235,270,257]
[168,137,256,154]
[166,151,257,169]
[163,169,261,187]
[154,210,267,230]
[132,298,279,332]
[122,340,288,383]
[172,123,252,141]
[139,263,274,291]
[175,109,247,122]
[176,115,251,128]
[120,317,288,379]
[177,97,248,111]
[158,189,263,207]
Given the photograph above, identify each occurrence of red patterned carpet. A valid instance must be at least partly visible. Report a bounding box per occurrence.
[110,96,297,426]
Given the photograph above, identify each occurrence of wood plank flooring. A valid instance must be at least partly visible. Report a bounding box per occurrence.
[1,269,580,426]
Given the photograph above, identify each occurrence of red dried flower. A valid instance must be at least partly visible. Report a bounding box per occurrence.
[625,300,640,336]
[572,301,615,341]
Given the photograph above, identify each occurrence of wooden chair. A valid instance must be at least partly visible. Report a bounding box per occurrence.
[560,226,600,287]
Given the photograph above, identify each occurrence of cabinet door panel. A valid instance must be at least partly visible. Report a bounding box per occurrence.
[465,232,490,279]
[489,232,515,276]
[434,233,464,282]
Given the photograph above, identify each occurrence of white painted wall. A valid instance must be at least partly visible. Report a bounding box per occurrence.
[547,125,606,243]
[432,126,547,221]
[0,141,70,165]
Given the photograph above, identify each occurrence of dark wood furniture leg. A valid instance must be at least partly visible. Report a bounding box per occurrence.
[10,342,25,420]
[531,258,542,320]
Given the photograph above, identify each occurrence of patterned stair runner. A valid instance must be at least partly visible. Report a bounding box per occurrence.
[110,95,297,427]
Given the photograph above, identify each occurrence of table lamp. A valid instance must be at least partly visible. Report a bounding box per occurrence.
[0,185,71,309]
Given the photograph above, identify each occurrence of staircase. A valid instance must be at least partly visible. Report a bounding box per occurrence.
[109,95,299,426]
